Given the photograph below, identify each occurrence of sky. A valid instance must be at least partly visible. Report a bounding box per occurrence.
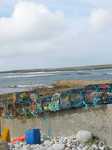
[0,0,112,71]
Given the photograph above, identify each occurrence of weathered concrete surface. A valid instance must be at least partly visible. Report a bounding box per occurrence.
[1,105,112,146]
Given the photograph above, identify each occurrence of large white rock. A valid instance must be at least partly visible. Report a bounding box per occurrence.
[43,140,51,147]
[49,144,65,150]
[76,130,93,143]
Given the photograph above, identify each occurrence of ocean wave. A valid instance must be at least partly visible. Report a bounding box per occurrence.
[15,83,45,88]
[76,71,92,75]
[1,73,57,79]
[9,83,53,88]
[3,71,64,76]
[0,71,77,79]
[104,72,112,75]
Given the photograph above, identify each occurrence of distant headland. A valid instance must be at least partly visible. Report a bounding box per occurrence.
[1,64,112,73]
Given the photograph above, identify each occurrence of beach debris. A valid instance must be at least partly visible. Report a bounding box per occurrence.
[76,130,93,143]
[8,130,110,150]
[25,129,41,145]
[0,128,11,142]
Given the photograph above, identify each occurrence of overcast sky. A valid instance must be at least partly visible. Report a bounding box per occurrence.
[0,0,112,71]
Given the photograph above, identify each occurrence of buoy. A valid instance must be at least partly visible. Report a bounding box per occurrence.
[12,135,25,144]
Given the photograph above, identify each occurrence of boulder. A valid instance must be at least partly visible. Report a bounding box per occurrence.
[76,130,93,143]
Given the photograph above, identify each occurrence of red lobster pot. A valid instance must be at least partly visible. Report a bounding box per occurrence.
[99,84,109,91]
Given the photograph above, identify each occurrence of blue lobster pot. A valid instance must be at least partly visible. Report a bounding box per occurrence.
[25,128,41,144]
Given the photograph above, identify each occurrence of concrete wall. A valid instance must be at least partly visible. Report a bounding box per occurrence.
[1,105,112,146]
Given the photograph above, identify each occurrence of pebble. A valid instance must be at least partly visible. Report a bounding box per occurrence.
[7,130,110,150]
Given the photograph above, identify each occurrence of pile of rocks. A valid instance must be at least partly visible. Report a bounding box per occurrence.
[7,130,110,150]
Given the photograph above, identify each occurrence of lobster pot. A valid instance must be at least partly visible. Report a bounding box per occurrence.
[85,90,97,103]
[25,129,41,144]
[60,100,71,109]
[60,91,71,109]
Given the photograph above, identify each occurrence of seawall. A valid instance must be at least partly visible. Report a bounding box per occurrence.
[1,105,112,146]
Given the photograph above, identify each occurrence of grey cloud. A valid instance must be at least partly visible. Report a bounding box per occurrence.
[0,0,112,70]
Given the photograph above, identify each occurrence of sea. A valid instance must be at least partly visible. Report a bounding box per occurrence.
[0,68,112,88]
